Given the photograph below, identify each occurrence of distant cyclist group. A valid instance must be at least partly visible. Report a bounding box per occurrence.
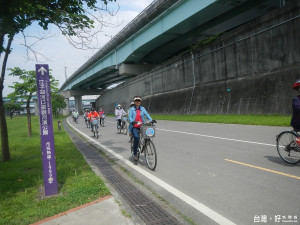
[70,96,158,169]
[77,108,106,139]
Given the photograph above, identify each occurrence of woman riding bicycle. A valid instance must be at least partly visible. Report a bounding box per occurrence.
[129,96,155,161]
[72,109,79,122]
[84,109,90,123]
[88,108,99,132]
[128,101,135,140]
[98,108,106,126]
[276,80,300,165]
[115,104,126,129]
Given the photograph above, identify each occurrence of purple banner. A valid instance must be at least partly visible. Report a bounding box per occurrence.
[35,64,58,196]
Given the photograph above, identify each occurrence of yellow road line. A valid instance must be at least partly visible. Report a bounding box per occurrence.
[225,159,300,180]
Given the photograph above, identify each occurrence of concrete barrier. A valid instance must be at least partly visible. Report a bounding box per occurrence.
[96,1,300,115]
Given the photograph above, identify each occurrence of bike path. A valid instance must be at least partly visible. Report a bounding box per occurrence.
[69,116,300,225]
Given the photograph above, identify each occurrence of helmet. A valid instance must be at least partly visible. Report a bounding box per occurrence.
[91,108,95,111]
[133,96,142,101]
[99,108,103,111]
[130,101,134,107]
[293,80,300,91]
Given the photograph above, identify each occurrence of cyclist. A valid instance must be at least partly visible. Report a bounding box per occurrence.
[72,109,79,122]
[128,102,135,141]
[88,108,99,132]
[115,104,126,129]
[84,109,90,124]
[291,79,300,130]
[98,108,106,125]
[129,96,155,161]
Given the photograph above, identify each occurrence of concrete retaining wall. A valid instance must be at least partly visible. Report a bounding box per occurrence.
[96,1,300,115]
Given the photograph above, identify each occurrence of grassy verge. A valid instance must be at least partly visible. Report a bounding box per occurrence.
[151,114,290,126]
[0,116,110,225]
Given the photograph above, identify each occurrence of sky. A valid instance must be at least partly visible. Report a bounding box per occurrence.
[3,0,154,97]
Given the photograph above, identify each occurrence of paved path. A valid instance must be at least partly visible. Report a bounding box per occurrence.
[33,196,134,225]
[68,116,300,225]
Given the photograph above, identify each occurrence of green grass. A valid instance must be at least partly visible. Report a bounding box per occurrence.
[151,114,291,126]
[0,116,110,225]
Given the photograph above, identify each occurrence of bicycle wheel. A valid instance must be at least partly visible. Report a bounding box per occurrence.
[101,119,105,127]
[144,139,157,170]
[96,126,99,139]
[130,136,140,161]
[277,131,300,164]
[93,127,96,138]
[118,123,121,134]
[123,123,128,135]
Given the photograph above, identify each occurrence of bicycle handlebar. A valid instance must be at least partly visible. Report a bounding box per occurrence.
[131,120,157,126]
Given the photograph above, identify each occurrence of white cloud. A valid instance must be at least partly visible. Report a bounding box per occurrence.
[2,0,153,97]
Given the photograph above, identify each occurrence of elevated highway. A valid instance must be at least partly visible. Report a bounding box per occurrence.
[59,0,289,113]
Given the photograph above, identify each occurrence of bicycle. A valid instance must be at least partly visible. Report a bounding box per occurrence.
[91,119,99,139]
[73,115,78,123]
[100,114,105,127]
[118,116,128,135]
[130,121,157,170]
[276,130,300,164]
[84,116,90,128]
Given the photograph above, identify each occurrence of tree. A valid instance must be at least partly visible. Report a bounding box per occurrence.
[51,93,67,117]
[8,67,58,137]
[4,102,22,119]
[0,0,117,161]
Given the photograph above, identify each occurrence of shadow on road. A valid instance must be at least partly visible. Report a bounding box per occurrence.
[265,155,300,167]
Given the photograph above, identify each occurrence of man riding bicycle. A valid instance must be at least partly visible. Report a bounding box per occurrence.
[129,96,156,161]
[88,108,99,132]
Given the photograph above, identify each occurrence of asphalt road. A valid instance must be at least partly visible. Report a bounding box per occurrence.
[67,116,300,225]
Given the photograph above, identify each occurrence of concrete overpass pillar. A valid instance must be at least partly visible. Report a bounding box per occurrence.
[74,96,82,114]
[63,98,70,116]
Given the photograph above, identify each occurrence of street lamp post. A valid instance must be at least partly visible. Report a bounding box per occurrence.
[64,66,67,80]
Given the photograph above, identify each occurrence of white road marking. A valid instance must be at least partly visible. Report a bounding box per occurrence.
[157,128,276,147]
[107,120,275,147]
[67,118,236,225]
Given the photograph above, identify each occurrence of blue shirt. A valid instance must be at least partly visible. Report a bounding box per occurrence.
[129,106,152,131]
